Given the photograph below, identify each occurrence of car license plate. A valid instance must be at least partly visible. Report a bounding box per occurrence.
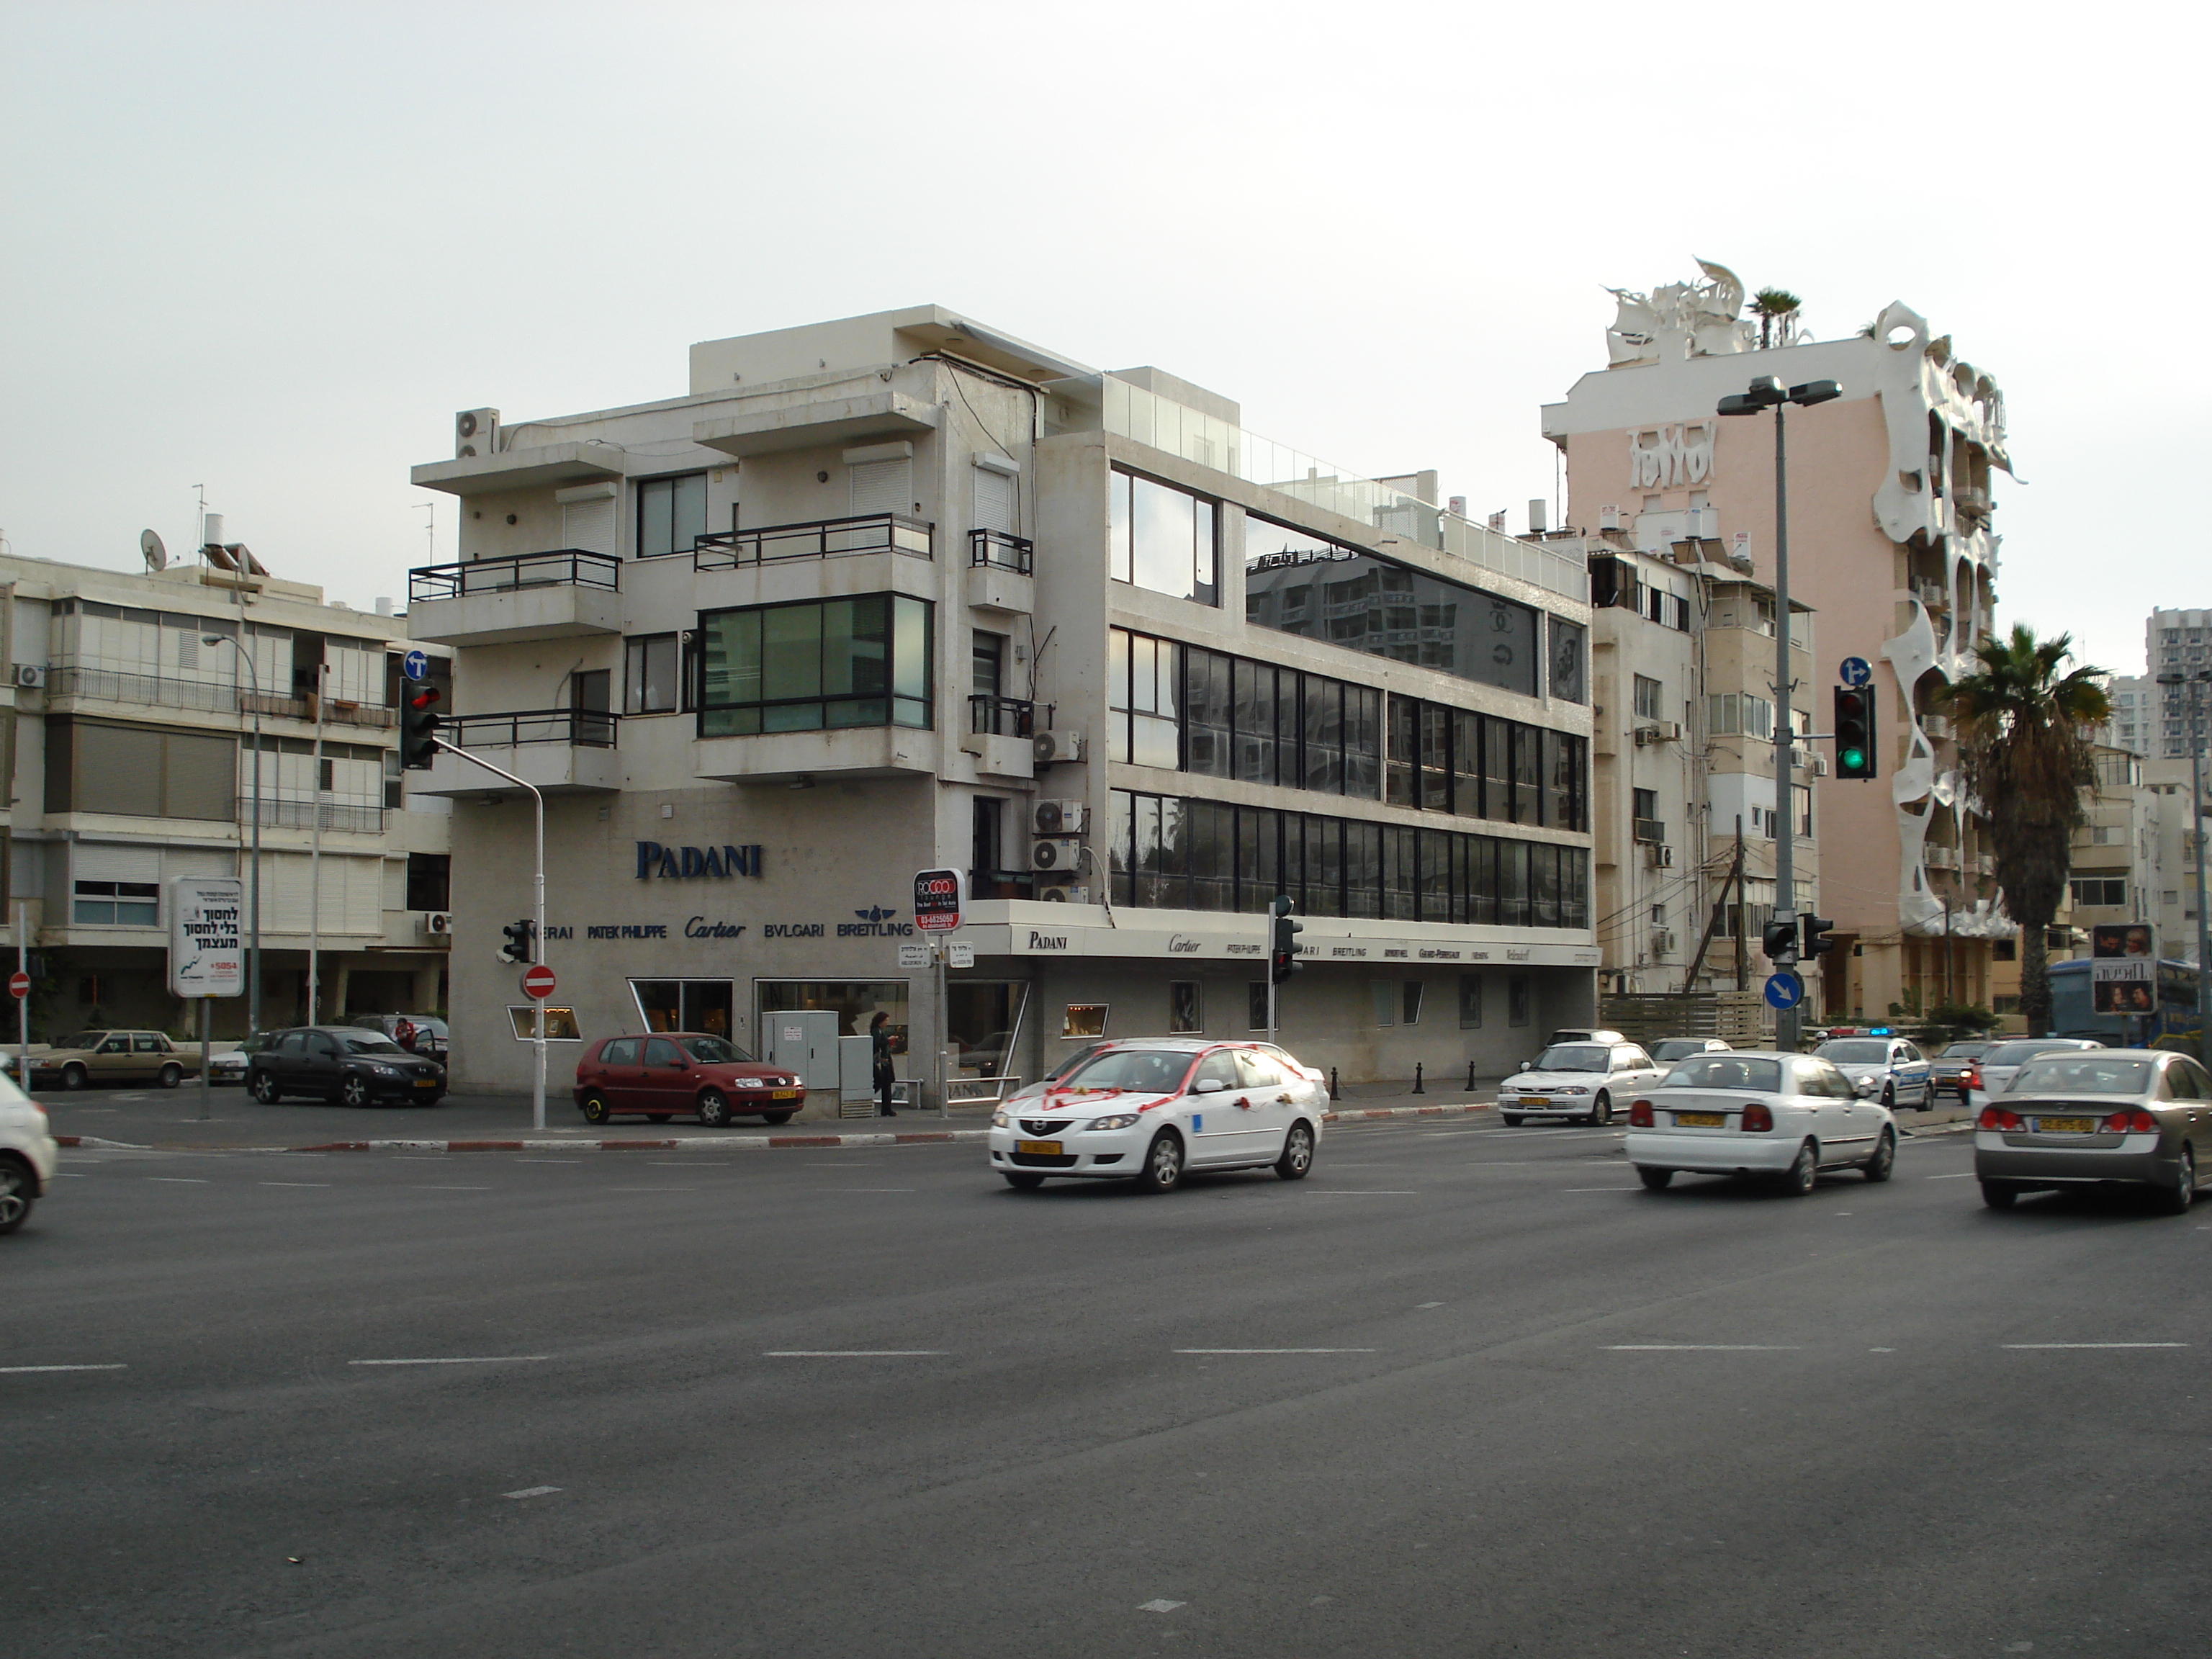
[1673,1111,1725,1128]
[1517,1094,1551,1107]
[2036,1115,2095,1134]
[1016,1139,1062,1156]
[413,1078,436,1088]
[771,1089,800,1100]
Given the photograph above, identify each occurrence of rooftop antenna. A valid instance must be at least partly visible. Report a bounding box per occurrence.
[194,483,207,564]
[141,529,168,572]
[419,500,435,561]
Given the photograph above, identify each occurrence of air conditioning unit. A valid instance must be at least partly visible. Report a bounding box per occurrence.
[1033,728,1087,765]
[12,664,45,690]
[1916,581,1949,608]
[1039,885,1092,904]
[1922,714,1954,740]
[454,407,500,459]
[1650,929,1678,956]
[1643,842,1675,868]
[1632,721,1681,747]
[1029,836,1084,873]
[420,911,454,936]
[1812,755,1830,778]
[1032,799,1089,835]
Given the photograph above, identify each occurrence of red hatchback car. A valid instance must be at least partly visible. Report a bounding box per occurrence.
[573,1033,806,1126]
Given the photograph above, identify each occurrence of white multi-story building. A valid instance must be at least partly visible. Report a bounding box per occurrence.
[0,550,450,1036]
[2147,609,2212,760]
[405,305,1599,1107]
[2102,674,2152,756]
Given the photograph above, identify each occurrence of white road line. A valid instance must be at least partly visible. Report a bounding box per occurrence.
[0,1363,128,1373]
[1925,1173,1974,1180]
[1606,1345,1802,1352]
[515,1159,585,1164]
[410,1185,491,1191]
[56,1172,88,1178]
[813,1188,918,1192]
[146,1177,208,1183]
[1564,1187,1640,1192]
[2001,1343,2190,1349]
[608,1187,695,1192]
[502,1485,561,1499]
[260,1182,331,1188]
[1416,1301,1445,1309]
[765,1350,946,1357]
[1174,1348,1377,1354]
[349,1356,553,1366]
[1138,1600,1187,1614]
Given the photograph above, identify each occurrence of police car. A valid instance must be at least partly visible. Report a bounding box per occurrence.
[1810,1030,1935,1110]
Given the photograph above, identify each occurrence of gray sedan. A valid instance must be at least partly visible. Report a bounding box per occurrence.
[1974,1048,2212,1213]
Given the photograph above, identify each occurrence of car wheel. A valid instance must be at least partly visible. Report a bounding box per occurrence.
[647,1114,673,1123]
[158,1064,183,1089]
[1002,1171,1047,1190]
[1637,1166,1673,1191]
[1778,1140,1818,1197]
[697,1089,731,1128]
[1862,1128,1897,1183]
[1880,1083,1896,1110]
[1137,1132,1184,1194]
[1980,1179,2020,1209]
[0,1156,33,1233]
[251,1071,282,1105]
[1275,1121,1316,1181]
[763,1110,794,1125]
[340,1075,371,1108]
[579,1091,610,1125]
[2157,1146,2197,1216]
[62,1064,87,1092]
[1591,1092,1613,1125]
[1501,1113,1524,1127]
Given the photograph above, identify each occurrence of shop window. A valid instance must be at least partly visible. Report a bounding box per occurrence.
[948,981,1028,1079]
[1403,981,1424,1025]
[506,1006,582,1041]
[698,594,932,736]
[1248,981,1269,1030]
[1508,976,1532,1026]
[1370,981,1396,1027]
[637,471,709,559]
[755,981,910,1057]
[630,979,736,1038]
[1169,981,1202,1034]
[1062,1004,1109,1039]
[1457,974,1483,1029]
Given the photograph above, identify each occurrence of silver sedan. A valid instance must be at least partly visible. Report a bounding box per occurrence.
[1974,1048,2212,1213]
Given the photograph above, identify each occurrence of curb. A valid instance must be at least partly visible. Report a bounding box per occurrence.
[1323,1102,1494,1123]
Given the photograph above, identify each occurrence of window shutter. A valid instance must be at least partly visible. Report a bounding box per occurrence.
[78,727,164,817]
[76,843,161,884]
[162,848,230,883]
[972,464,1017,537]
[561,495,616,555]
[851,459,912,519]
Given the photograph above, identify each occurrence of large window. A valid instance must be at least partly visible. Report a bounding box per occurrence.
[698,595,932,736]
[626,634,681,714]
[1107,788,1588,929]
[1708,693,1775,739]
[1110,468,1218,605]
[2070,877,2128,908]
[637,472,709,559]
[45,717,235,821]
[1244,516,1540,696]
[1382,693,1586,830]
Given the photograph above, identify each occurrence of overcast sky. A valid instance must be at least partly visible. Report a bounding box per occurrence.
[2,0,2199,680]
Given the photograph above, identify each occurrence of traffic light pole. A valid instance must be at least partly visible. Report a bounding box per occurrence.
[1771,400,1799,1052]
[433,739,547,1132]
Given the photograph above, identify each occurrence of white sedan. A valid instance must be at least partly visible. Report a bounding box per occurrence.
[1498,1040,1668,1125]
[987,1040,1327,1193]
[1624,1051,1897,1195]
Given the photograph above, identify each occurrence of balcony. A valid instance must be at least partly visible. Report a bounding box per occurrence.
[405,551,623,647]
[414,708,621,797]
[246,798,386,834]
[693,513,931,570]
[968,528,1035,615]
[963,695,1036,779]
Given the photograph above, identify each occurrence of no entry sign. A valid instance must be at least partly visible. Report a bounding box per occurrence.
[7,971,27,999]
[521,964,557,999]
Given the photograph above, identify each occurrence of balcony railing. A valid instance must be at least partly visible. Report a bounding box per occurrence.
[969,528,1033,575]
[693,513,932,570]
[246,798,386,834]
[408,549,621,604]
[45,667,393,730]
[969,694,1035,738]
[446,708,617,749]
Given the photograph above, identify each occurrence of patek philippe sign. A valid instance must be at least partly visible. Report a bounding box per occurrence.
[634,841,764,880]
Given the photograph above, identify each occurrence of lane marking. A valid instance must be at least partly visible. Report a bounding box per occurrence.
[1606,1345,1802,1352]
[765,1350,946,1357]
[349,1356,553,1366]
[813,1188,918,1192]
[1564,1187,1640,1192]
[0,1363,128,1373]
[1925,1173,1974,1180]
[2002,1343,2189,1349]
[1174,1348,1377,1354]
[516,1159,585,1164]
[1417,1301,1445,1309]
[1307,1190,1418,1195]
[1138,1600,1187,1614]
[503,1485,561,1499]
[410,1185,492,1191]
[146,1177,208,1183]
[260,1182,331,1188]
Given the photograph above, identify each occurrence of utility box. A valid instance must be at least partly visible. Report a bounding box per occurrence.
[768,1010,841,1092]
[838,1034,875,1102]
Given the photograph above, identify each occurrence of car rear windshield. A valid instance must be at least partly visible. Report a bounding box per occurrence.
[339,1033,408,1055]
[1061,1049,1195,1094]
[679,1036,754,1064]
[1984,1041,2091,1067]
[1816,1040,1889,1064]
[1663,1056,1784,1092]
[1650,1040,1709,1061]
[2009,1057,2154,1095]
[1938,1042,1995,1060]
[1532,1045,1609,1073]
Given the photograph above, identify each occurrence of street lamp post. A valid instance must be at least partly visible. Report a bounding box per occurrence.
[204,633,264,1036]
[1718,374,1841,1051]
[2155,667,2211,1061]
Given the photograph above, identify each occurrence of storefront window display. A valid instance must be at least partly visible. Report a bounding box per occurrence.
[755,981,909,1055]
[947,980,1028,1079]
[505,1006,583,1040]
[630,979,734,1038]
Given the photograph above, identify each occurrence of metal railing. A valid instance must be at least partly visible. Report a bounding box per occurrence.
[248,798,386,833]
[968,528,1033,575]
[969,694,1035,738]
[408,549,621,603]
[693,513,932,570]
[44,667,394,729]
[444,709,618,749]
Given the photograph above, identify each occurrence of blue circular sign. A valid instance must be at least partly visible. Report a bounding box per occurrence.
[1839,656,1872,688]
[403,649,430,682]
[1763,971,1804,1010]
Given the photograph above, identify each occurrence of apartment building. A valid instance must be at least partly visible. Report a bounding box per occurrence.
[2103,675,2152,756]
[405,305,1598,1105]
[1544,264,2009,1020]
[0,550,451,1036]
[2146,609,2212,760]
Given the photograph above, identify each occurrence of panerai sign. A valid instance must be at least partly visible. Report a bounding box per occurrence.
[635,841,765,880]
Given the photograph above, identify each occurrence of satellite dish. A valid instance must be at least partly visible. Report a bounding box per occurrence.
[140,529,167,572]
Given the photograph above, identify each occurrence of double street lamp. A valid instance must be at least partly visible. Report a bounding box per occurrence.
[2154,667,2211,1061]
[204,632,263,1035]
[1717,374,1841,1051]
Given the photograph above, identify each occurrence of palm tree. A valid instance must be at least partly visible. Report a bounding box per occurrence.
[1944,625,2111,1035]
[1750,287,1802,349]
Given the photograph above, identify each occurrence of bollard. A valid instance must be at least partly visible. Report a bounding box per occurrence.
[1328,1066,1341,1102]
[1412,1061,1425,1094]
[1466,1058,1478,1092]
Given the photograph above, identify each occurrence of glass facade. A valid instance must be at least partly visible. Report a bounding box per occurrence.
[1107,788,1588,928]
[1110,468,1218,606]
[698,594,932,736]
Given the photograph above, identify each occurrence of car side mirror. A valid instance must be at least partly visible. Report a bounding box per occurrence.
[1853,1077,1880,1099]
[1194,1077,1225,1093]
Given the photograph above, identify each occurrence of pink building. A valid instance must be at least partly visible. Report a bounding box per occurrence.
[1542,264,2008,1021]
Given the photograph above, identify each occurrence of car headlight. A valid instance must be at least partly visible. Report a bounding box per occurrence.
[367,1064,399,1077]
[991,1110,1008,1128]
[1556,1087,1588,1095]
[733,1076,764,1088]
[1084,1113,1141,1131]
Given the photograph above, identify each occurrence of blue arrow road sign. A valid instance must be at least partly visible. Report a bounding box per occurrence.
[1839,655,1872,688]
[1763,971,1804,1010]
[403,649,429,681]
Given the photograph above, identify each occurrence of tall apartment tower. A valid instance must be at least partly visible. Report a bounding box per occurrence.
[2147,609,2212,758]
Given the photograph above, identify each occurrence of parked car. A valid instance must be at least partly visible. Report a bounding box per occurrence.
[1498,1040,1667,1125]
[248,1026,446,1107]
[1547,1028,1629,1046]
[0,1068,55,1233]
[1650,1038,1733,1064]
[573,1033,804,1126]
[9,1030,201,1091]
[1626,1050,1896,1194]
[1811,1035,1935,1110]
[348,1012,449,1061]
[1929,1039,2001,1103]
[1972,1038,2105,1111]
[1974,1048,2212,1213]
[986,1038,1326,1192]
[207,1033,274,1087]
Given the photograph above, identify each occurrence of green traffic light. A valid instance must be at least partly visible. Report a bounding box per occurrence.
[1840,747,1866,771]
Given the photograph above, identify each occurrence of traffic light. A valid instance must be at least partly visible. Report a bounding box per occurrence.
[1833,685,1876,780]
[498,918,536,965]
[1762,917,1799,965]
[1269,894,1304,985]
[1800,914,1837,962]
[402,681,444,770]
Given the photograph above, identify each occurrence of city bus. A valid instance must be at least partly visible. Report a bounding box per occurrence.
[2046,957,2201,1046]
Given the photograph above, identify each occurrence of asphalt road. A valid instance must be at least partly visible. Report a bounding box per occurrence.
[9,1118,2208,1657]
